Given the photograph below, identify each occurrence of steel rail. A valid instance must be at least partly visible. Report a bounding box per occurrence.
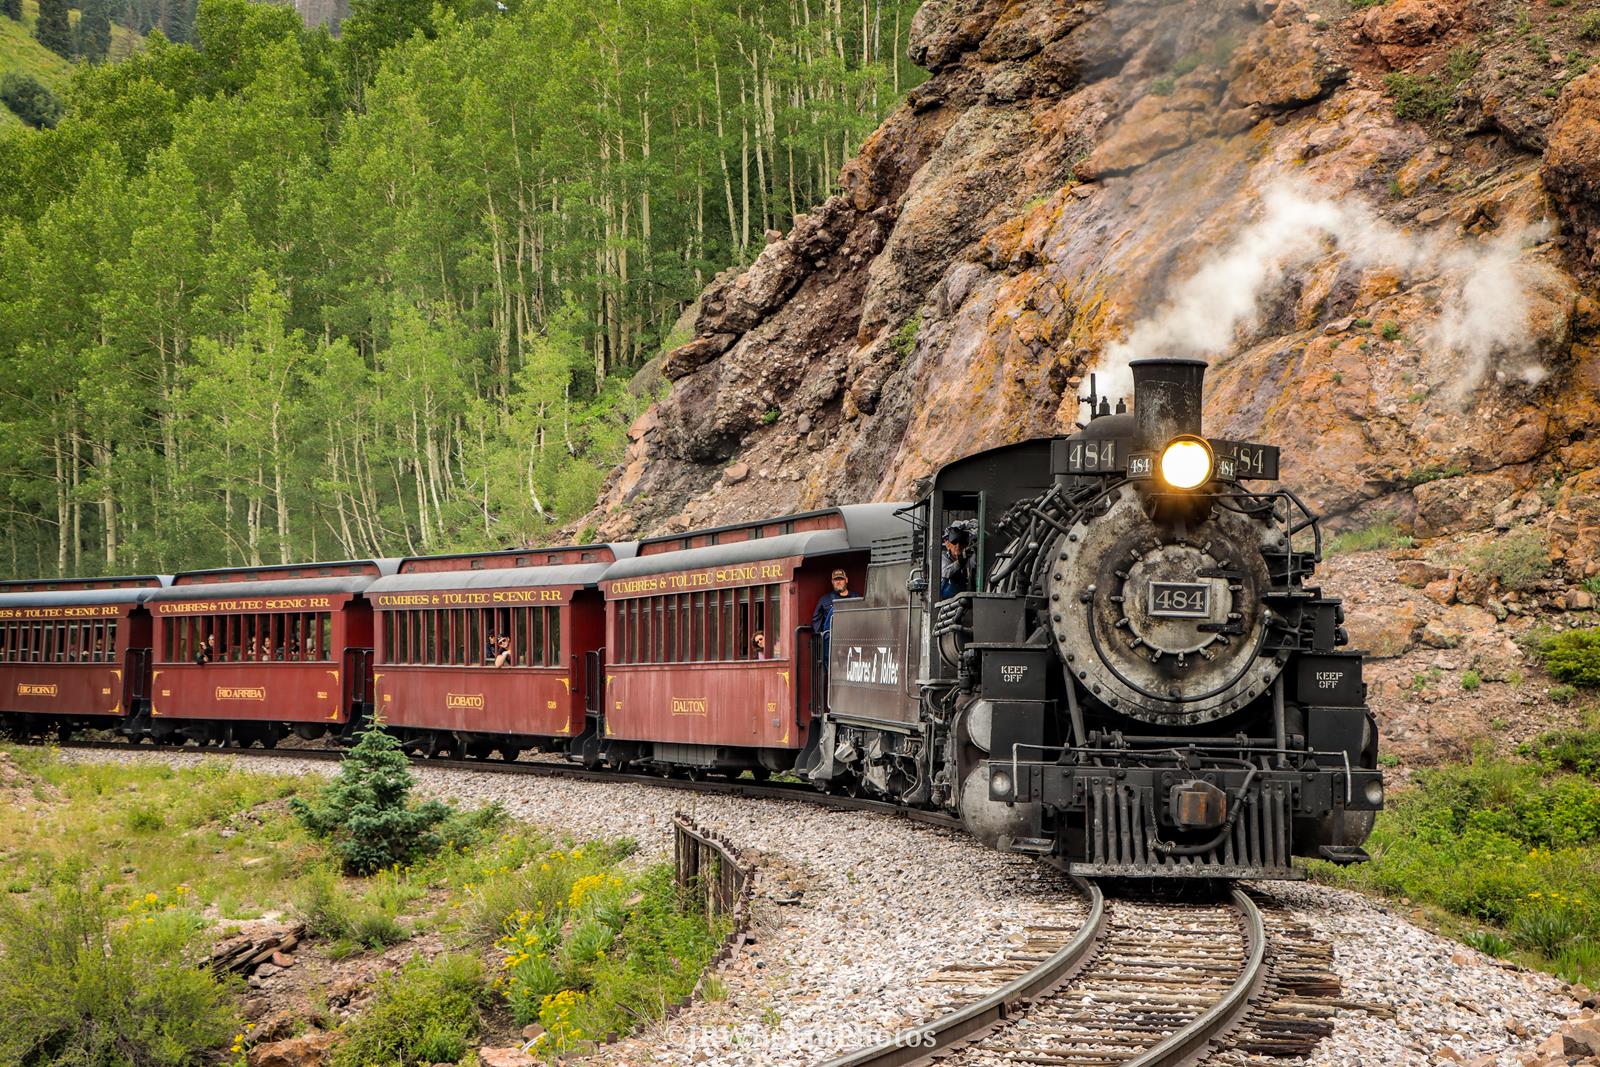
[814,877,1107,1067]
[1124,887,1269,1067]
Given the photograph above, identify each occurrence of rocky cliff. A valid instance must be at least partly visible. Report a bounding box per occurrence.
[587,0,1600,762]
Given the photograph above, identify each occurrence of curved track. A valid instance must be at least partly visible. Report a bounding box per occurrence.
[46,738,1334,1067]
[821,890,1267,1067]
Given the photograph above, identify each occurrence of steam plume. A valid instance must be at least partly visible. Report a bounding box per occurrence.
[1091,182,1552,405]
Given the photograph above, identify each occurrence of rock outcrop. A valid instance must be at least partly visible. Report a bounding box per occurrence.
[583,0,1600,613]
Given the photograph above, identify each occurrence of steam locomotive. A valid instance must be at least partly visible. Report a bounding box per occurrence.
[0,358,1379,880]
[811,358,1383,878]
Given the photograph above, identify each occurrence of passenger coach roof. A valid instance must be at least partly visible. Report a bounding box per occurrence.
[0,585,165,610]
[366,562,618,595]
[151,560,398,603]
[607,504,908,581]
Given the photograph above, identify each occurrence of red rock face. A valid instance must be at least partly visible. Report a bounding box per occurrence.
[584,0,1599,592]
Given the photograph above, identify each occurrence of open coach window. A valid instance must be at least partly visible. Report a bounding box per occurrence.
[616,584,782,664]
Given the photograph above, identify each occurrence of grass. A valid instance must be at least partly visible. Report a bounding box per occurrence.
[1404,463,1467,485]
[1583,12,1600,41]
[892,310,923,362]
[0,748,730,1065]
[1326,521,1414,556]
[1461,528,1551,592]
[1312,738,1600,987]
[1382,46,1480,123]
[0,874,241,1065]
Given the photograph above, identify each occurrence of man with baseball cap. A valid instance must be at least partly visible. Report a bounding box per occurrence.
[810,568,856,639]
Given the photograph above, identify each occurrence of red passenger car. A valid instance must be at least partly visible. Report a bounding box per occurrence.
[597,506,905,776]
[141,560,394,746]
[364,544,634,760]
[0,576,165,740]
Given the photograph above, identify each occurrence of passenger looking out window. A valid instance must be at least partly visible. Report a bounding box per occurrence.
[810,569,855,640]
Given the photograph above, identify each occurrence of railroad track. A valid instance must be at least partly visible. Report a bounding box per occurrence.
[50,737,964,831]
[49,737,1346,1067]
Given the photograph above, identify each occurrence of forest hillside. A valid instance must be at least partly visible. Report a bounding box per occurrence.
[0,0,923,574]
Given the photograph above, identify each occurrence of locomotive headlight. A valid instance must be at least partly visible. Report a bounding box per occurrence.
[1159,436,1215,490]
[990,768,1014,799]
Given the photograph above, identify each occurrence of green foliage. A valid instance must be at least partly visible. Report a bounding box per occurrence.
[0,71,60,127]
[1383,48,1478,122]
[1313,751,1600,987]
[1463,528,1550,591]
[1149,75,1176,96]
[1379,320,1402,340]
[1551,683,1579,705]
[74,0,112,61]
[1,0,20,21]
[1461,669,1481,692]
[290,723,453,875]
[0,0,927,574]
[1522,729,1600,779]
[1347,0,1387,8]
[760,408,779,426]
[295,865,415,952]
[1404,463,1466,485]
[31,0,67,56]
[0,874,241,1065]
[1326,521,1413,556]
[495,862,726,1056]
[1582,12,1600,41]
[892,310,923,361]
[1533,628,1600,688]
[330,953,489,1067]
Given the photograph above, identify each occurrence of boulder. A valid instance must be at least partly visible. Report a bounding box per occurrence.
[1075,97,1200,180]
[1543,69,1600,268]
[1344,601,1420,658]
[478,1048,538,1067]
[1225,20,1346,111]
[661,334,738,381]
[1411,474,1518,539]
[248,1031,337,1067]
[1358,0,1464,64]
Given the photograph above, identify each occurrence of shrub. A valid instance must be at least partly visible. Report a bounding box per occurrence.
[496,863,725,1056]
[1149,75,1176,96]
[0,876,240,1065]
[1535,629,1600,688]
[0,73,63,130]
[1326,521,1413,555]
[330,954,487,1067]
[1461,669,1482,692]
[296,865,411,950]
[291,722,452,875]
[1462,929,1510,957]
[1379,320,1402,340]
[891,311,923,361]
[1464,528,1550,591]
[1582,12,1600,41]
[1522,730,1600,778]
[1551,684,1579,705]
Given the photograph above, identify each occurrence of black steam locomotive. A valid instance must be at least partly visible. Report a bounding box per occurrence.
[809,358,1383,879]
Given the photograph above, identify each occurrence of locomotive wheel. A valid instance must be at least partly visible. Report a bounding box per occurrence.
[748,767,771,782]
[499,747,521,762]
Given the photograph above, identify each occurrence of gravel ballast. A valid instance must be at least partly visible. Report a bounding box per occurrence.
[60,749,1587,1065]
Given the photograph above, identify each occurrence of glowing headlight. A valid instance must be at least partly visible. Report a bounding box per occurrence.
[1364,779,1384,806]
[990,769,1013,798]
[1160,436,1215,490]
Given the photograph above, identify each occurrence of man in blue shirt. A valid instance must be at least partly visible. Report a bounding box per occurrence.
[811,569,855,638]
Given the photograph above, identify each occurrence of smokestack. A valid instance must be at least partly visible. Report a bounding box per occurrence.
[1131,358,1206,450]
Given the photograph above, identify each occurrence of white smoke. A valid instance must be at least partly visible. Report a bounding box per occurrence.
[1090,182,1551,406]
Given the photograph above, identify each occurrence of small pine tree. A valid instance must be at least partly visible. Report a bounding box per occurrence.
[1,0,22,23]
[290,721,452,875]
[34,0,72,57]
[75,0,112,61]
